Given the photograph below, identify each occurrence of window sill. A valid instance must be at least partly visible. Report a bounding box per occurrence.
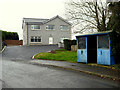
[46,29,55,31]
[60,30,69,31]
[98,48,109,50]
[30,42,42,43]
[78,49,86,50]
[31,29,41,31]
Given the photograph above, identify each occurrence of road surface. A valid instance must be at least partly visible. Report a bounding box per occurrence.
[1,46,119,88]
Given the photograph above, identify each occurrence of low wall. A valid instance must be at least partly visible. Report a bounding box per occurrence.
[4,40,23,46]
[58,43,64,48]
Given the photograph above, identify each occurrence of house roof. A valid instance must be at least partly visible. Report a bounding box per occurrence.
[43,15,72,25]
[23,18,49,25]
[76,30,112,37]
[23,15,71,25]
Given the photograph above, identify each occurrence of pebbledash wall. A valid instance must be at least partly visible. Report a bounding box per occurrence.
[22,15,72,45]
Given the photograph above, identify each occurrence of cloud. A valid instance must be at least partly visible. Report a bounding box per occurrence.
[0,0,66,40]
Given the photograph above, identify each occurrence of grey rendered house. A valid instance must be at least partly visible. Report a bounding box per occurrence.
[22,15,72,45]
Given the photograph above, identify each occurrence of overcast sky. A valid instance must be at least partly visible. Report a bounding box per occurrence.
[0,0,68,40]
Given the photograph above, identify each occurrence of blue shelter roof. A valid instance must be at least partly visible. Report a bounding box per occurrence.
[76,30,112,37]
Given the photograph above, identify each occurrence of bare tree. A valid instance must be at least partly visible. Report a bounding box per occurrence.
[65,0,110,33]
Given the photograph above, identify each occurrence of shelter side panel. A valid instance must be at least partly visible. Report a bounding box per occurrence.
[77,49,87,63]
[97,49,110,65]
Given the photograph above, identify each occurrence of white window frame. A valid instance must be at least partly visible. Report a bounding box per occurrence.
[60,25,69,31]
[46,25,55,30]
[31,36,42,43]
[31,25,41,30]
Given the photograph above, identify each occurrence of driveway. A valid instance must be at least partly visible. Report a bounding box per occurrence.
[2,45,59,60]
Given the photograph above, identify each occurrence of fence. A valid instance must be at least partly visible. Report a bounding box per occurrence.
[4,40,23,46]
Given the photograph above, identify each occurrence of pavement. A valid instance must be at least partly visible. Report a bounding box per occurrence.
[30,59,120,81]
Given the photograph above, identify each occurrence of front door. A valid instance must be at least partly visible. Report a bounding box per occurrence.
[49,37,53,44]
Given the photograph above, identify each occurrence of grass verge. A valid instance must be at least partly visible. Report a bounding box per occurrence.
[34,49,120,70]
[34,49,77,63]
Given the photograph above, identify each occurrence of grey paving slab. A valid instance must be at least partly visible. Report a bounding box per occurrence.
[30,60,120,79]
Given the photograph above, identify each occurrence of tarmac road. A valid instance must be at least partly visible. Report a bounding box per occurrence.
[1,46,119,88]
[2,59,119,88]
[2,45,59,60]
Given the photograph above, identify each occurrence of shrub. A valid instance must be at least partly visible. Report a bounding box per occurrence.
[71,40,76,45]
[64,39,76,50]
[109,31,120,64]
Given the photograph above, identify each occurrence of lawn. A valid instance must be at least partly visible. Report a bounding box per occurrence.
[34,49,77,63]
[34,49,120,70]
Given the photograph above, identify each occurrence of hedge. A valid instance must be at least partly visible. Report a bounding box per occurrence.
[0,30,19,41]
[64,39,76,50]
[109,31,120,64]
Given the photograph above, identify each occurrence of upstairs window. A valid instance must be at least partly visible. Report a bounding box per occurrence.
[46,25,55,30]
[31,25,41,30]
[60,25,68,30]
[31,36,41,42]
